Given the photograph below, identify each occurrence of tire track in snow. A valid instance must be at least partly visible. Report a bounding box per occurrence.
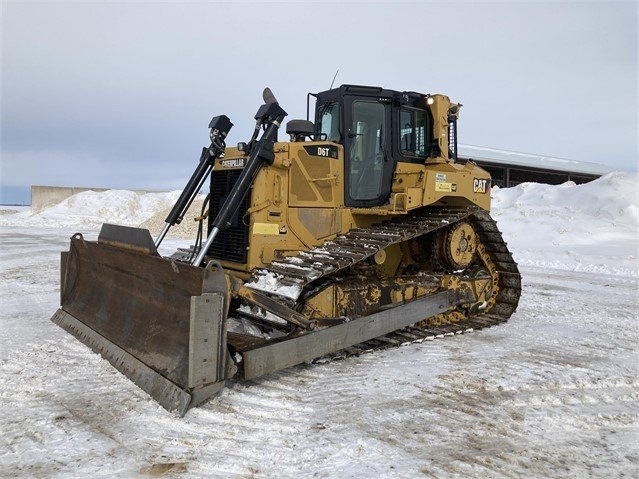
[1,226,638,478]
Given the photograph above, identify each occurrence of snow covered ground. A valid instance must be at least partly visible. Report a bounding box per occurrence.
[1,173,637,478]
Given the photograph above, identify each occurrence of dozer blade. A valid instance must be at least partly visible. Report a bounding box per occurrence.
[51,224,231,416]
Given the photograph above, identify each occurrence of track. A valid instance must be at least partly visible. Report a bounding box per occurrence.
[246,207,479,300]
[317,313,510,363]
[241,207,522,360]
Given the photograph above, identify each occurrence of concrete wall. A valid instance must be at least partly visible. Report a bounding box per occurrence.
[30,185,163,213]
[31,186,107,213]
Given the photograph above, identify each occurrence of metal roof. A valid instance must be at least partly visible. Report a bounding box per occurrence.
[458,144,614,176]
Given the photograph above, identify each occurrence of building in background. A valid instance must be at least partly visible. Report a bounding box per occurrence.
[23,146,615,209]
[458,145,613,188]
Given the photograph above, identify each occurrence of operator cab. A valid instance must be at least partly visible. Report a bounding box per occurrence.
[311,85,435,208]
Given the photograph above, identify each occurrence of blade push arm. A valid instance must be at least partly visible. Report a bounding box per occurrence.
[155,115,233,248]
[192,88,288,266]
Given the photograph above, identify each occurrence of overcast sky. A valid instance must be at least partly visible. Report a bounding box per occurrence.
[1,0,637,203]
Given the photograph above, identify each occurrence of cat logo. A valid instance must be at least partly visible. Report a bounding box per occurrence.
[473,178,489,194]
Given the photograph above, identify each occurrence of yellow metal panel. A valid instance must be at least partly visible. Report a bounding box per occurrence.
[295,208,342,240]
[288,143,343,207]
[406,187,423,209]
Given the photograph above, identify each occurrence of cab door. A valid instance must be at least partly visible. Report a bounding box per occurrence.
[343,98,394,207]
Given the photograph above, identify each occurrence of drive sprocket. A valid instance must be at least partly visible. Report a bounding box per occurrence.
[431,221,477,271]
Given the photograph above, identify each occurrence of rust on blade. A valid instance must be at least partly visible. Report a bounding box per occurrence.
[51,308,194,415]
[61,233,208,390]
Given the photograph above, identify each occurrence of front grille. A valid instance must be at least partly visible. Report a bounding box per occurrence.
[207,169,250,264]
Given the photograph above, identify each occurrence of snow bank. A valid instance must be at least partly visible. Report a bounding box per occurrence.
[138,198,205,239]
[1,171,636,276]
[0,189,183,229]
[493,171,637,226]
[491,171,638,276]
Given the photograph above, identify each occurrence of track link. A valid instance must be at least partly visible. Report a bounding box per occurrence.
[242,206,521,360]
[246,207,477,299]
[320,313,509,362]
[470,209,521,319]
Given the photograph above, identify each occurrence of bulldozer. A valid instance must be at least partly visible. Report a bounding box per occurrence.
[51,85,521,415]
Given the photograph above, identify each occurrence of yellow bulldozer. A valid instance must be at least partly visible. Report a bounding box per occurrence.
[51,85,521,415]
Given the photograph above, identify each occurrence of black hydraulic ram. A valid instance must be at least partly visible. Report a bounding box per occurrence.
[154,115,234,248]
[192,88,288,266]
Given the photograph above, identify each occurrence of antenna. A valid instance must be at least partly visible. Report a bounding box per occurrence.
[330,69,339,89]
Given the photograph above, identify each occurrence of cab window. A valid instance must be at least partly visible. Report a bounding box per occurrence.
[399,108,427,157]
[318,102,341,142]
